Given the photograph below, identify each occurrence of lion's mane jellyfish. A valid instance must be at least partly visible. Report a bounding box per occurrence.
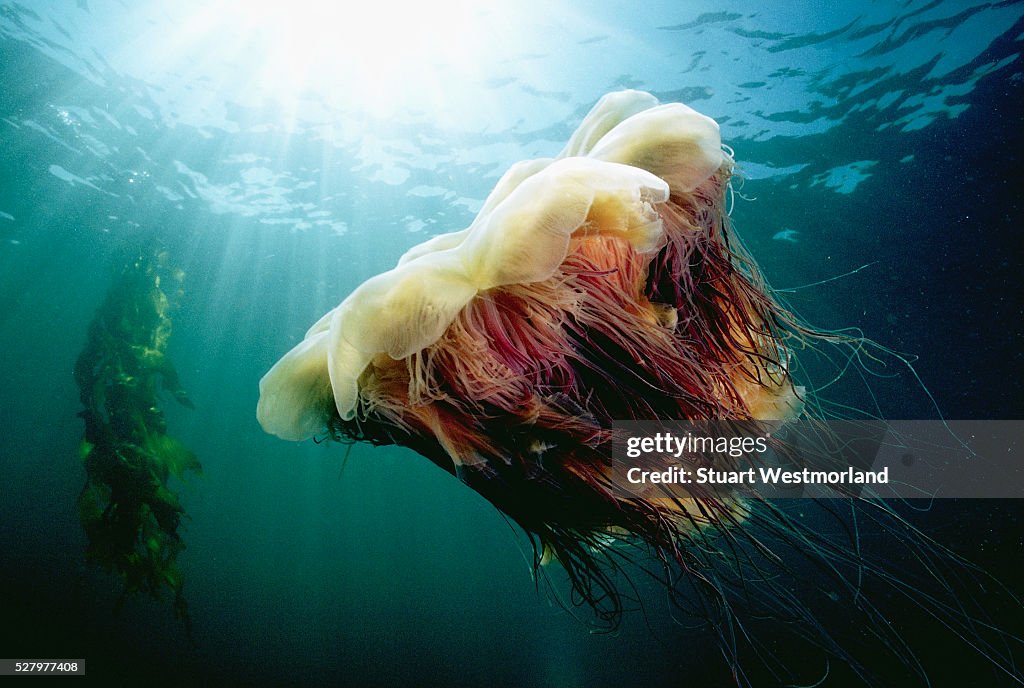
[257,91,1020,684]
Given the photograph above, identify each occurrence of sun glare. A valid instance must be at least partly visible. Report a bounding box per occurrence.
[208,0,497,117]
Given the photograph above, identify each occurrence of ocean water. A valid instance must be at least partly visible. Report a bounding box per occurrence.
[1,1,1022,686]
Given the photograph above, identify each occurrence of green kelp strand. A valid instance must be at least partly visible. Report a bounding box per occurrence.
[74,242,200,638]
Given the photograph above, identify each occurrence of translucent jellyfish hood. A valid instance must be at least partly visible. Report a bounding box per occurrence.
[257,90,801,443]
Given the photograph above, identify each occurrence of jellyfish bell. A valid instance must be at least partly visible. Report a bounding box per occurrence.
[257,91,1020,684]
[259,89,788,438]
